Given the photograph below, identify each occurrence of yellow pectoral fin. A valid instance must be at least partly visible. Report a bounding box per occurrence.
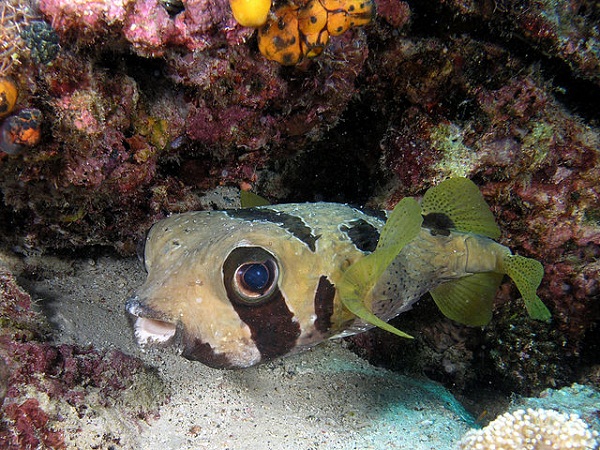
[430,272,504,326]
[338,196,422,339]
[503,254,551,321]
[376,197,423,257]
[338,253,413,339]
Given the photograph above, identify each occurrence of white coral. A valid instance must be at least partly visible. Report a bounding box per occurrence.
[459,408,599,450]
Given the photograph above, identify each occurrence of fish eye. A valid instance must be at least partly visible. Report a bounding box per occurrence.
[234,260,278,301]
[224,247,280,305]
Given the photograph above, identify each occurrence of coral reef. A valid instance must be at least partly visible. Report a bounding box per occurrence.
[514,383,600,435]
[0,0,375,253]
[479,301,571,395]
[0,0,595,402]
[0,264,168,449]
[39,0,247,57]
[459,408,599,450]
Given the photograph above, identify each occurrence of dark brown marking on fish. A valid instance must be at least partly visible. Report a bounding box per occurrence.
[181,333,236,369]
[229,290,301,362]
[422,212,454,236]
[223,247,301,361]
[340,219,380,252]
[225,208,320,252]
[353,206,387,222]
[314,276,335,333]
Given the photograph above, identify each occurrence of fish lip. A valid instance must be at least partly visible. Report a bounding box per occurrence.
[126,295,180,347]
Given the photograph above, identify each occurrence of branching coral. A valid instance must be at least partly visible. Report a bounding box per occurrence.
[459,408,599,450]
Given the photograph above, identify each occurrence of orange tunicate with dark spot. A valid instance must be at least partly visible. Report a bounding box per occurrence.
[319,0,345,9]
[258,5,303,65]
[326,10,350,36]
[345,0,375,28]
[301,27,330,58]
[298,0,330,57]
[0,108,43,155]
[257,0,375,64]
[324,0,375,35]
[321,0,374,16]
[0,78,18,119]
[298,0,328,35]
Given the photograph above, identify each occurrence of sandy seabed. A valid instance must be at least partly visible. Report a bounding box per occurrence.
[11,254,473,449]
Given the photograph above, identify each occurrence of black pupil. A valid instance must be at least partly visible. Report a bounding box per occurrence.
[242,263,270,291]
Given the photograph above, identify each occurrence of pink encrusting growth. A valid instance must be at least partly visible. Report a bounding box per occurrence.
[41,0,252,56]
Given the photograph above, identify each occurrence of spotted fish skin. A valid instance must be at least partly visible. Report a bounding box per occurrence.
[127,178,549,369]
[126,203,385,368]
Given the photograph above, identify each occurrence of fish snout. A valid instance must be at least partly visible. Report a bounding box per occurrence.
[125,294,262,369]
[125,294,178,347]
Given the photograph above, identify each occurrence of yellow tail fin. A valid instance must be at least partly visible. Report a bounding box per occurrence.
[503,254,551,321]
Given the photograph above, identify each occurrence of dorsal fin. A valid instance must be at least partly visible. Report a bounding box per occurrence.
[240,190,270,208]
[421,177,501,239]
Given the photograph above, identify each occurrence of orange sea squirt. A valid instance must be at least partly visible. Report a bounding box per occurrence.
[0,78,18,119]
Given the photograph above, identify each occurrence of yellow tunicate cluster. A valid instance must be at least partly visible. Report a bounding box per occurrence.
[459,408,599,450]
[258,0,374,65]
[229,0,375,65]
[229,0,272,27]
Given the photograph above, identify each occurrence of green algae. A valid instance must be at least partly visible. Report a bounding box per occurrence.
[136,116,171,152]
[522,121,554,169]
[430,122,477,179]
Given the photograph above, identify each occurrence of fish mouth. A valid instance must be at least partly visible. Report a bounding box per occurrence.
[126,296,178,347]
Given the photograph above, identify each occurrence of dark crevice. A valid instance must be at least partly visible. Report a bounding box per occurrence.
[275,100,389,204]
[405,0,600,124]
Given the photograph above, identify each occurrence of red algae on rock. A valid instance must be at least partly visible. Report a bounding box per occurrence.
[0,265,168,449]
[40,0,250,56]
[2,398,65,450]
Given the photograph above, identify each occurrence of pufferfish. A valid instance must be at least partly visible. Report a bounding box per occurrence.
[126,178,551,369]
